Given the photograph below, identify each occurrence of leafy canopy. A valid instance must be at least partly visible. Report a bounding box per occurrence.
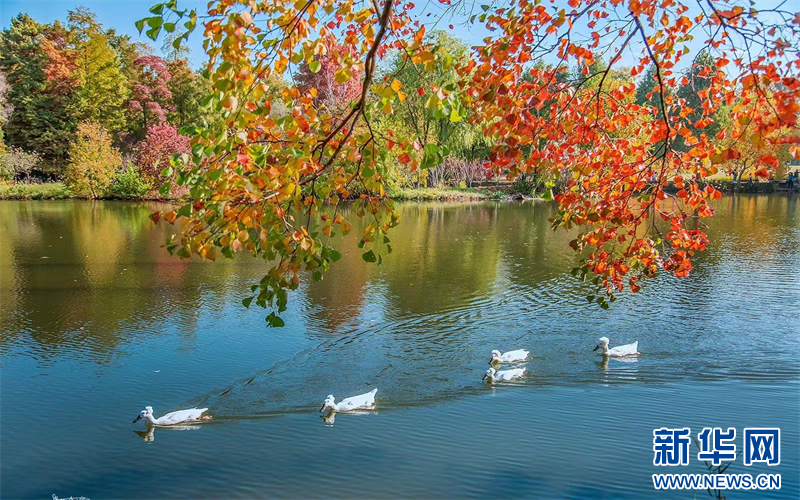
[140,0,800,320]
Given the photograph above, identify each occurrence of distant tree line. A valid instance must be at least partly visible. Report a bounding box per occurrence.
[0,14,790,199]
[0,8,216,198]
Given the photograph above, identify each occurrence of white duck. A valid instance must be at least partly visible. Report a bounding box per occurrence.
[490,349,529,364]
[132,406,211,426]
[483,367,526,383]
[319,388,378,413]
[593,336,640,357]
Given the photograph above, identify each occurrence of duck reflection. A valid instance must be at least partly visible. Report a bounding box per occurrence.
[596,354,639,372]
[320,410,376,426]
[134,423,203,443]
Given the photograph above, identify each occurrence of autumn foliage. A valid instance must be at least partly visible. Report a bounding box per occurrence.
[140,0,800,321]
[66,120,122,199]
[128,56,174,137]
[296,36,363,112]
[135,123,190,183]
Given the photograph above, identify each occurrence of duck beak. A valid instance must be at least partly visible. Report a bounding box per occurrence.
[593,344,601,351]
[319,404,326,412]
[482,374,487,381]
[133,415,142,423]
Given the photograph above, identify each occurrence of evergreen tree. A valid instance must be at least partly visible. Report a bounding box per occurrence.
[674,51,719,151]
[0,14,77,175]
[68,7,129,134]
[166,59,214,130]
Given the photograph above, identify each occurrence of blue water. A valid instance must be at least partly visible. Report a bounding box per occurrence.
[1,196,798,498]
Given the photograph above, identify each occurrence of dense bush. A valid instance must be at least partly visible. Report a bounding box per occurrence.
[65,121,122,198]
[0,161,10,182]
[135,123,190,183]
[0,146,40,182]
[110,163,151,199]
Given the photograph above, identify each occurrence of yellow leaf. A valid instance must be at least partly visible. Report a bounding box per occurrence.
[749,132,764,147]
[334,68,352,83]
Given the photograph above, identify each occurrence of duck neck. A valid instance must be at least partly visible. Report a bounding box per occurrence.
[144,413,159,425]
[601,344,610,355]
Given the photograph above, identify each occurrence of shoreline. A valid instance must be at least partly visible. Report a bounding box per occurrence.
[1,180,796,202]
[0,182,545,202]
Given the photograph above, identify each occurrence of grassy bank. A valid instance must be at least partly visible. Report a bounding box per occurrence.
[387,187,495,201]
[3,181,793,202]
[0,182,71,200]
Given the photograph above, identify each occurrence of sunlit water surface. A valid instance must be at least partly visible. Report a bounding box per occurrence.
[1,196,798,499]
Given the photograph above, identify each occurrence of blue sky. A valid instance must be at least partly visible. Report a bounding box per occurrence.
[0,0,497,69]
[3,0,772,74]
[0,0,209,66]
[1,0,516,71]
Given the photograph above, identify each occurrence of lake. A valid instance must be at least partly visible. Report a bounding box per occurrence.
[1,196,798,499]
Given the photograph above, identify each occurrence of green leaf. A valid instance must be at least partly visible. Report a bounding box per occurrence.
[309,60,321,73]
[312,270,323,281]
[329,249,342,262]
[242,296,254,308]
[362,250,377,263]
[266,312,285,327]
[215,79,233,92]
[135,18,147,33]
[147,17,163,28]
[177,204,192,217]
[164,22,176,32]
[149,3,165,14]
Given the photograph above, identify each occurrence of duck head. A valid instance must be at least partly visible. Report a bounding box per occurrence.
[133,406,153,423]
[319,395,336,412]
[482,368,496,381]
[593,337,610,352]
[489,350,502,364]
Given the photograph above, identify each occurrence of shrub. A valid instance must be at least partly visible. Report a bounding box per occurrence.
[509,172,546,198]
[135,124,190,183]
[0,147,40,182]
[66,121,122,199]
[110,164,151,199]
[0,163,11,183]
